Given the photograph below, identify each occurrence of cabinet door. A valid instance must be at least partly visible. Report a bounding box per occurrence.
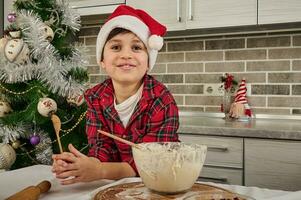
[245,139,301,191]
[126,0,185,31]
[180,134,243,168]
[199,166,243,185]
[69,0,125,15]
[258,0,301,24]
[186,0,257,29]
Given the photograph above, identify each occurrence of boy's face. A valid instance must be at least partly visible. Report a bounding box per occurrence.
[101,32,148,85]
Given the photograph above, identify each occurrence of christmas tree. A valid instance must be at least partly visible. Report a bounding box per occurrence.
[0,0,89,170]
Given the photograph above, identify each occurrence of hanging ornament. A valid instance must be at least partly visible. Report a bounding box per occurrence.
[8,30,21,39]
[0,100,13,117]
[4,39,30,65]
[0,143,16,170]
[37,97,57,117]
[0,37,8,54]
[41,24,54,42]
[67,94,85,106]
[11,140,21,149]
[30,135,40,146]
[7,13,17,23]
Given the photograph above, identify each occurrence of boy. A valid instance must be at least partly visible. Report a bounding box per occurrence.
[52,5,179,185]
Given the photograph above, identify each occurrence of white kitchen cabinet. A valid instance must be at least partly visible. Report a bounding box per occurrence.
[258,0,301,24]
[186,0,257,29]
[126,0,185,31]
[201,166,243,185]
[245,139,301,191]
[180,134,243,185]
[69,0,125,16]
[126,0,257,31]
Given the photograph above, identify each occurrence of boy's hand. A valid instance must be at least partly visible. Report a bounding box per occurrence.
[52,143,101,185]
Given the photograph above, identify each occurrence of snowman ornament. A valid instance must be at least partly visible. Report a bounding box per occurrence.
[0,37,8,55]
[4,39,30,65]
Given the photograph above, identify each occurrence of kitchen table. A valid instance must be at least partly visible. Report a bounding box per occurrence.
[0,165,300,200]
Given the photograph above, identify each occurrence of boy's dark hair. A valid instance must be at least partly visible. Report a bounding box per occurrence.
[101,28,131,61]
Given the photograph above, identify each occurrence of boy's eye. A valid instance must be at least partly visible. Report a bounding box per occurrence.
[111,45,121,50]
[132,45,143,51]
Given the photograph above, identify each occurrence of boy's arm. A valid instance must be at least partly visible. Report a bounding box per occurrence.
[85,93,119,162]
[53,144,136,185]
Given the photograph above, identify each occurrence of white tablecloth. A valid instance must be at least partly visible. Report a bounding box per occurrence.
[0,165,300,200]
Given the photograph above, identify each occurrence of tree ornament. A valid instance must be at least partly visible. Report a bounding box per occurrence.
[4,39,30,65]
[37,97,57,117]
[0,37,9,54]
[7,13,17,23]
[67,94,84,106]
[9,30,21,39]
[30,134,40,146]
[41,24,54,42]
[11,140,21,149]
[0,100,13,117]
[0,143,16,170]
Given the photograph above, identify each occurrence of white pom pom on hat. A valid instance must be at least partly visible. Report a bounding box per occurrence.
[96,5,167,71]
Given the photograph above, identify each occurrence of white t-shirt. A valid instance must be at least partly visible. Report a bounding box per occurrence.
[114,84,144,127]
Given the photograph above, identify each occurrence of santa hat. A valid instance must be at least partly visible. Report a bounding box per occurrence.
[234,78,252,117]
[96,5,167,71]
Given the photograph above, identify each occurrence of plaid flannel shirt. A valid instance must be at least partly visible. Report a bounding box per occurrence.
[84,74,179,174]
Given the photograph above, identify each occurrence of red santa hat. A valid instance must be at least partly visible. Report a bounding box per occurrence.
[234,78,252,117]
[96,5,167,71]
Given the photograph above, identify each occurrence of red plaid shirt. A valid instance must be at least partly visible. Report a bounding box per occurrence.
[84,75,179,174]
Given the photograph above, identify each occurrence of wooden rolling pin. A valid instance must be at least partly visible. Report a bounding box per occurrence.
[6,180,51,200]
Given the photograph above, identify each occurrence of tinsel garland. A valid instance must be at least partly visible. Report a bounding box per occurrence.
[56,0,81,32]
[34,129,53,165]
[0,123,27,144]
[0,10,88,98]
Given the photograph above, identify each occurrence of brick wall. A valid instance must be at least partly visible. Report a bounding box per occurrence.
[79,26,301,116]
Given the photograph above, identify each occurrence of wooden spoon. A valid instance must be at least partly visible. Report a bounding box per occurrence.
[97,130,141,149]
[51,114,63,153]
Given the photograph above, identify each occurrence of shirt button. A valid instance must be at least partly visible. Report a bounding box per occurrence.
[122,135,126,139]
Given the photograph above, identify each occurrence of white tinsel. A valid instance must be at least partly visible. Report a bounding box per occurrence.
[0,10,88,97]
[0,123,28,144]
[35,130,53,165]
[17,10,55,60]
[56,0,81,32]
[0,61,38,83]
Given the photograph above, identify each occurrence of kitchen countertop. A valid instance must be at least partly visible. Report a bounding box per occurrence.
[178,112,301,140]
[1,165,301,200]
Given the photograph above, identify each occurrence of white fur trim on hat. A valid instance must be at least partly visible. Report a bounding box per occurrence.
[96,15,159,71]
[148,35,163,50]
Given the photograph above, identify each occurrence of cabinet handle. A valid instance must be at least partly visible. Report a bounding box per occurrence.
[207,146,228,152]
[198,176,228,183]
[188,0,193,20]
[177,0,181,22]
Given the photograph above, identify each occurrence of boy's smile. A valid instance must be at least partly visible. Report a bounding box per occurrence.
[117,62,136,70]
